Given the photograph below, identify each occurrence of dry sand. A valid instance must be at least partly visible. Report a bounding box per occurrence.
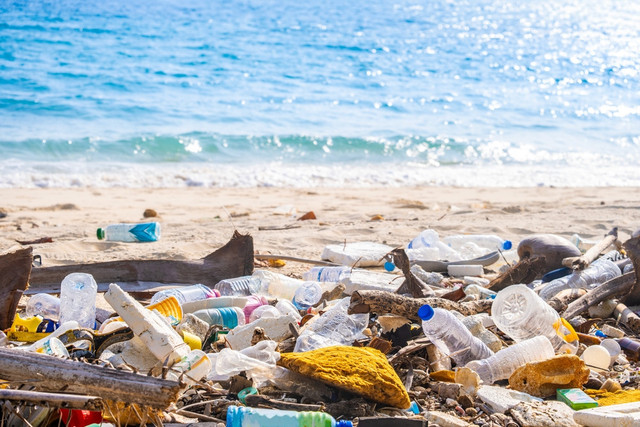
[1,186,639,281]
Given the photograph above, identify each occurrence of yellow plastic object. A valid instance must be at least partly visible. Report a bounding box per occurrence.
[554,318,579,350]
[113,295,183,325]
[181,331,202,350]
[7,314,50,342]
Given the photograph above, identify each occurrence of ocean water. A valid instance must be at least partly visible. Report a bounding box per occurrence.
[1,0,640,187]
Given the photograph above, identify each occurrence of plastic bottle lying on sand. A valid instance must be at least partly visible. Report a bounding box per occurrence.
[442,234,512,252]
[492,284,577,352]
[538,258,621,301]
[253,270,305,300]
[192,307,246,329]
[408,229,462,261]
[303,266,351,282]
[418,304,494,366]
[214,276,265,296]
[97,222,160,242]
[226,405,353,427]
[465,336,555,384]
[26,293,61,321]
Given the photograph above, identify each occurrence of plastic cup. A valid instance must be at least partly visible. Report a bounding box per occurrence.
[601,338,622,367]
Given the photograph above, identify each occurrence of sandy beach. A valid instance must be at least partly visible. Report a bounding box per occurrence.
[2,186,638,281]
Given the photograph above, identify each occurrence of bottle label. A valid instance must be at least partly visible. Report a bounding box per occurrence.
[129,223,159,242]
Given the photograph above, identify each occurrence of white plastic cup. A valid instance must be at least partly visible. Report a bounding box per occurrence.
[582,345,611,372]
[600,338,622,367]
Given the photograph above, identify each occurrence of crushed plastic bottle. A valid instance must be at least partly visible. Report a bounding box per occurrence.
[59,273,98,329]
[226,405,353,427]
[214,276,265,297]
[303,266,351,282]
[407,229,462,261]
[192,307,246,329]
[96,222,160,242]
[465,336,555,384]
[418,304,494,366]
[150,284,219,305]
[538,258,621,301]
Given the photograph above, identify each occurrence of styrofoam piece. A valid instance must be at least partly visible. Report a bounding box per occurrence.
[181,296,248,314]
[573,401,640,427]
[105,283,190,363]
[321,241,394,267]
[225,313,298,350]
[476,385,542,413]
[448,264,484,277]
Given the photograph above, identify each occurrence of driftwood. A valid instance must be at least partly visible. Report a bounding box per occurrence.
[622,236,640,305]
[561,272,635,320]
[0,389,102,411]
[487,256,547,292]
[562,227,618,270]
[0,247,33,330]
[348,290,492,321]
[392,249,434,298]
[613,303,640,334]
[548,288,587,313]
[244,394,323,412]
[0,348,182,409]
[28,231,253,292]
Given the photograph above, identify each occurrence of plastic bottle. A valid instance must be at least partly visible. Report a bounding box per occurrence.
[418,305,494,366]
[407,229,462,261]
[275,299,302,321]
[253,270,304,300]
[249,305,281,323]
[181,296,248,314]
[192,307,246,329]
[242,295,269,322]
[538,258,621,301]
[26,293,61,321]
[294,298,369,353]
[442,234,512,252]
[150,284,219,305]
[59,273,97,329]
[465,336,555,384]
[226,405,352,427]
[292,282,323,309]
[214,276,265,297]
[96,222,160,242]
[492,284,574,352]
[303,266,351,282]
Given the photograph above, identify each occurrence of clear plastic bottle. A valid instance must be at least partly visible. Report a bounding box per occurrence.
[465,336,555,384]
[226,405,352,427]
[303,266,351,282]
[96,222,160,242]
[294,298,369,353]
[492,284,570,351]
[249,305,281,323]
[150,284,219,305]
[538,258,621,301]
[418,305,494,366]
[214,276,265,296]
[26,293,61,321]
[242,295,269,322]
[253,270,304,300]
[192,306,246,329]
[407,229,462,261]
[442,234,512,252]
[59,273,98,329]
[292,282,323,309]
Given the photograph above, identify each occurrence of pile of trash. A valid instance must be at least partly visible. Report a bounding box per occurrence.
[1,224,639,427]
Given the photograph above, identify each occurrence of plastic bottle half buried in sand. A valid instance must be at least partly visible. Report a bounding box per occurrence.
[418,304,494,366]
[97,222,160,242]
[226,405,353,427]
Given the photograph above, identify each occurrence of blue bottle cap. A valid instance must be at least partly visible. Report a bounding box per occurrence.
[408,401,420,414]
[502,240,513,250]
[595,330,606,338]
[336,421,353,427]
[384,261,395,272]
[418,304,434,321]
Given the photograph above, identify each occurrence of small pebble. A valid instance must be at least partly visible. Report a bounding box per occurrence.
[465,407,478,417]
[143,208,158,218]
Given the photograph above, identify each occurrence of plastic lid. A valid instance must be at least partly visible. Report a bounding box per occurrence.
[502,240,513,250]
[418,304,434,321]
[96,228,105,240]
[336,421,353,427]
[384,261,395,272]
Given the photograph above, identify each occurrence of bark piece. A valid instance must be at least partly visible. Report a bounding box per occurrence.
[613,303,640,334]
[0,348,182,409]
[487,256,547,292]
[0,389,102,411]
[392,249,434,298]
[348,290,492,321]
[0,247,32,330]
[28,231,253,291]
[562,228,618,270]
[622,236,640,305]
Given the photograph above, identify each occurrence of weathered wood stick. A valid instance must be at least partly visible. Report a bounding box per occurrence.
[622,236,640,305]
[548,288,587,313]
[487,256,547,292]
[0,349,182,409]
[0,389,103,411]
[392,249,435,298]
[561,272,636,320]
[348,290,492,321]
[562,227,618,270]
[244,394,323,411]
[613,303,640,334]
[28,231,254,290]
[0,247,32,330]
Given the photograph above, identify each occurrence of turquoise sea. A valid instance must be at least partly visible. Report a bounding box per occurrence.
[1,0,639,187]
